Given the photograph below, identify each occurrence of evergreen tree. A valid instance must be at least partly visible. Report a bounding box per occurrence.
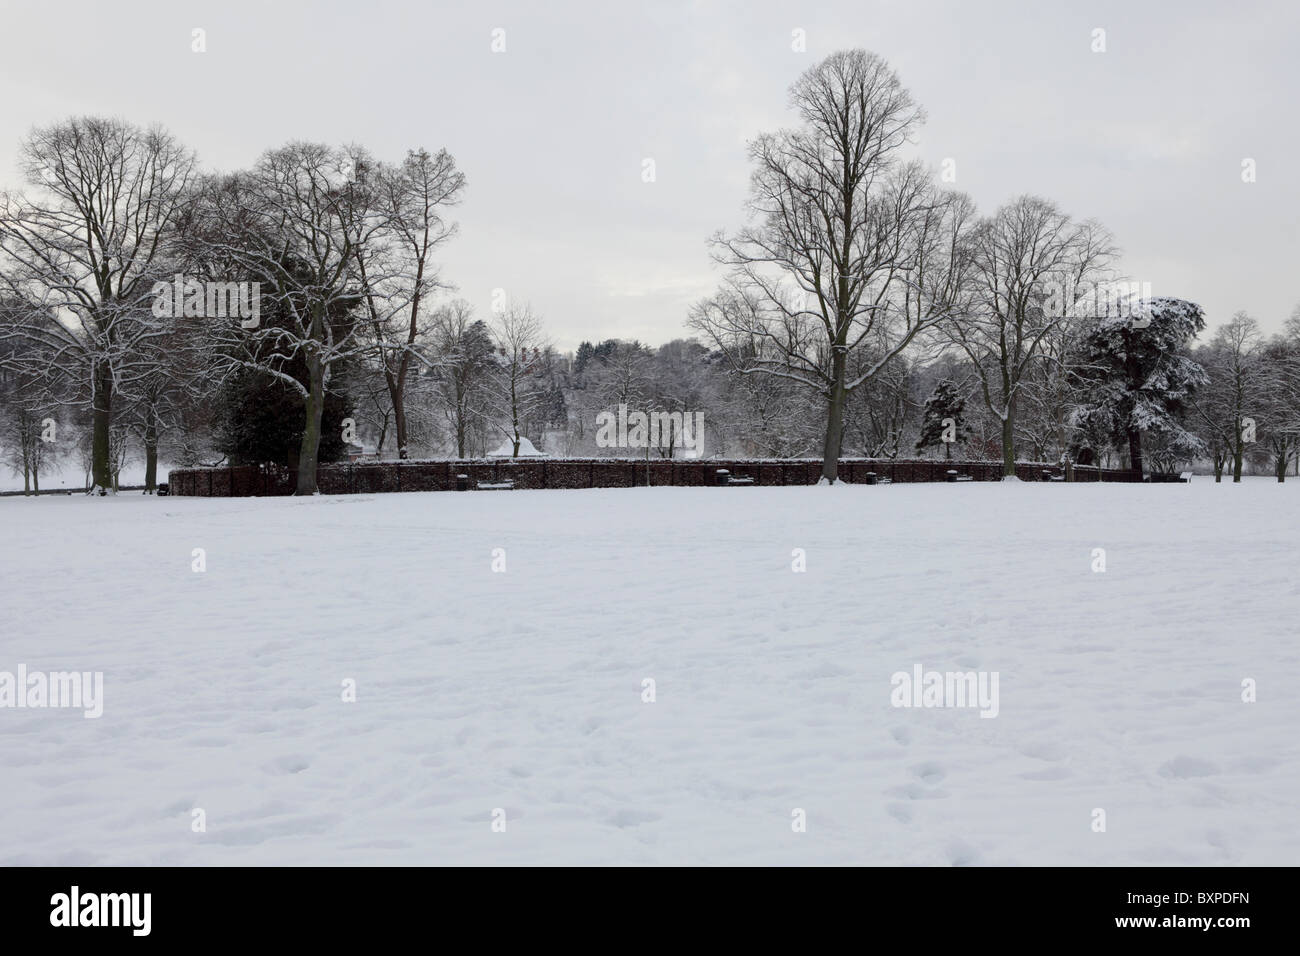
[1072,297,1208,475]
[915,379,969,460]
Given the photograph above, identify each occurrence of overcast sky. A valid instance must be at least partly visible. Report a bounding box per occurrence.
[1,0,1295,349]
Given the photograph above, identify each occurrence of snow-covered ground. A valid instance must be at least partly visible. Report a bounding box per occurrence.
[1,480,1297,865]
[0,461,149,493]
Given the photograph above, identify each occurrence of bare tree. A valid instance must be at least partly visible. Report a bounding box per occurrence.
[0,117,196,492]
[430,300,496,458]
[947,196,1115,476]
[0,368,61,493]
[489,302,549,456]
[693,50,972,482]
[350,147,465,458]
[1192,312,1266,482]
[1257,331,1300,481]
[187,143,389,494]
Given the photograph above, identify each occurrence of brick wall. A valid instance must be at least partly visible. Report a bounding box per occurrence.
[166,458,1139,497]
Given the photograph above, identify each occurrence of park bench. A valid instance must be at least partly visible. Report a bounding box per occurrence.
[476,480,515,491]
[945,470,974,483]
[1180,471,1193,482]
[715,470,756,486]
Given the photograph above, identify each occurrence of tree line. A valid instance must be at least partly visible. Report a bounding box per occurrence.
[2,51,1298,495]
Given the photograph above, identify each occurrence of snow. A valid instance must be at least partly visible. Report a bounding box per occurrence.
[1,480,1297,865]
[0,461,149,493]
[485,436,545,457]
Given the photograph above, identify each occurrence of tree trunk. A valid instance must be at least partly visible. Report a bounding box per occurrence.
[391,396,407,460]
[1001,414,1015,477]
[92,359,114,492]
[32,467,39,493]
[1232,447,1243,483]
[1127,427,1144,478]
[22,466,30,495]
[510,371,522,457]
[144,418,158,493]
[382,361,409,460]
[297,349,325,495]
[1276,455,1286,482]
[820,348,848,483]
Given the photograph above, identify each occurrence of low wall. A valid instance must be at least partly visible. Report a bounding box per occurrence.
[166,458,1138,497]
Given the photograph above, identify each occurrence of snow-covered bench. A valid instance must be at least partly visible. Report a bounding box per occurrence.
[714,469,755,486]
[476,480,515,491]
[1180,471,1193,482]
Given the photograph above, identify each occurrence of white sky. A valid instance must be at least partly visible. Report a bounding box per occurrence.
[1,0,1295,349]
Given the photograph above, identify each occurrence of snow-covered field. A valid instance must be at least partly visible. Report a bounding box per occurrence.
[0,462,148,494]
[2,480,1297,865]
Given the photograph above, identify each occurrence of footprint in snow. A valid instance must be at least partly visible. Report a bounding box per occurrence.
[887,802,914,824]
[265,754,311,775]
[885,782,947,801]
[1018,740,1067,762]
[1158,755,1220,779]
[607,809,661,828]
[946,840,982,866]
[911,761,946,784]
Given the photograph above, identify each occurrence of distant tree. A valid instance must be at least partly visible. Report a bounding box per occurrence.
[430,301,495,458]
[1191,312,1266,482]
[948,195,1115,477]
[915,379,970,460]
[489,302,549,457]
[573,341,596,376]
[0,117,196,492]
[349,146,465,458]
[1255,327,1300,481]
[0,381,61,493]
